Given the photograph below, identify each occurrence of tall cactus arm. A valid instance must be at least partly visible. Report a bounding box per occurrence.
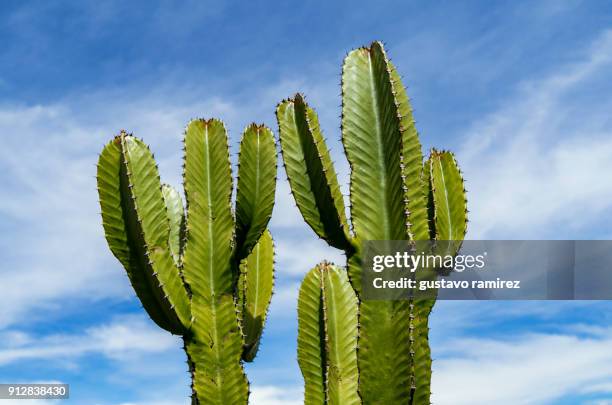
[239,230,275,362]
[389,62,429,241]
[161,184,185,266]
[341,41,408,242]
[277,95,352,251]
[321,264,360,405]
[342,41,414,403]
[181,119,248,404]
[182,119,236,297]
[235,124,277,261]
[429,149,468,241]
[97,135,190,334]
[120,136,192,329]
[411,150,468,405]
[297,266,327,405]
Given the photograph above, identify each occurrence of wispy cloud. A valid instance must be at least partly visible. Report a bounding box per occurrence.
[250,385,302,405]
[433,327,612,404]
[0,315,177,366]
[458,29,612,239]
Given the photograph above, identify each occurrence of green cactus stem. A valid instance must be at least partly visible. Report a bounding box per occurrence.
[277,41,468,404]
[297,262,360,405]
[97,119,277,404]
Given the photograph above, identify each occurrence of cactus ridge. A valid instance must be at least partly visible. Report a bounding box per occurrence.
[276,95,352,251]
[97,119,277,404]
[277,41,468,405]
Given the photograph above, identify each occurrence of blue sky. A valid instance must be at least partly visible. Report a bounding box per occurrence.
[1,1,612,404]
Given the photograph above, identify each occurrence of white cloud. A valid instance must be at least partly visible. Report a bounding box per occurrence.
[250,385,302,405]
[0,104,125,327]
[268,282,301,315]
[274,236,344,277]
[583,382,612,395]
[458,29,612,239]
[269,180,306,229]
[0,315,177,366]
[432,327,612,404]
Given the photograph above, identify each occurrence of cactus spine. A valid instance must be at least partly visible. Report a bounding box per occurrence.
[96,120,277,404]
[278,41,468,404]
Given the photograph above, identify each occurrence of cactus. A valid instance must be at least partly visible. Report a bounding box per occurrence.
[96,119,276,404]
[277,41,467,404]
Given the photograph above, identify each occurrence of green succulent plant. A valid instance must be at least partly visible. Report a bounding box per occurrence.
[277,41,468,404]
[96,119,276,404]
